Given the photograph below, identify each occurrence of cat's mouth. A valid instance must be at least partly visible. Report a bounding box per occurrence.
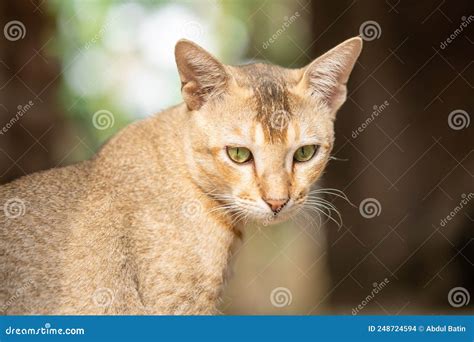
[232,197,300,226]
[210,194,305,227]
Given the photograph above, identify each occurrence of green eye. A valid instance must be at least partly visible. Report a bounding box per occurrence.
[227,147,252,164]
[294,145,318,162]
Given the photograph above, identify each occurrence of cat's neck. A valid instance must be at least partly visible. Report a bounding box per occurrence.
[85,105,241,313]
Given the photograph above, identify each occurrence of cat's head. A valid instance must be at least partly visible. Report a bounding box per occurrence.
[175,37,362,225]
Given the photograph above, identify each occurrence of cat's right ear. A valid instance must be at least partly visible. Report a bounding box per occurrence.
[175,40,228,111]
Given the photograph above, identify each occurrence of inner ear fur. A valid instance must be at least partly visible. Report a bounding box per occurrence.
[299,37,363,110]
[175,39,229,110]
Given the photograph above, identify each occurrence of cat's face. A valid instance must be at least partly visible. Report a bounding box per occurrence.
[176,38,362,225]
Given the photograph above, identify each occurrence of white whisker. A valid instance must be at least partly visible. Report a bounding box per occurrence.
[303,202,342,228]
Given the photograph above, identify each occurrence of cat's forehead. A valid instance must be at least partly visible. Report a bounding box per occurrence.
[230,63,302,143]
[232,63,299,86]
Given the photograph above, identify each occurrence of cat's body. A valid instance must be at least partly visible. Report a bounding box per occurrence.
[0,37,362,314]
[1,106,238,314]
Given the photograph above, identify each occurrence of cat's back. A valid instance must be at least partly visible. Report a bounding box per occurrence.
[0,161,91,229]
[0,162,91,313]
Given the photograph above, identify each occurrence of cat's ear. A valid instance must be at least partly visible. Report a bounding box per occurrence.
[175,39,229,110]
[299,37,362,110]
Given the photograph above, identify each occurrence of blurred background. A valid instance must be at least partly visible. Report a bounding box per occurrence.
[0,0,472,314]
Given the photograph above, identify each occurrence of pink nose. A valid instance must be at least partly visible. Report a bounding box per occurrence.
[264,198,288,213]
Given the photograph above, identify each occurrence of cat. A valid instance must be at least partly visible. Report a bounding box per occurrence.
[0,36,362,314]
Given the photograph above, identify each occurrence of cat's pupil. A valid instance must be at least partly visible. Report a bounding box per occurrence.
[227,146,251,164]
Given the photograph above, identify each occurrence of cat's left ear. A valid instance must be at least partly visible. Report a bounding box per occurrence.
[298,37,363,111]
[175,39,229,110]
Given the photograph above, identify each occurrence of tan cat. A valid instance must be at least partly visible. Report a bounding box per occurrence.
[0,37,362,314]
